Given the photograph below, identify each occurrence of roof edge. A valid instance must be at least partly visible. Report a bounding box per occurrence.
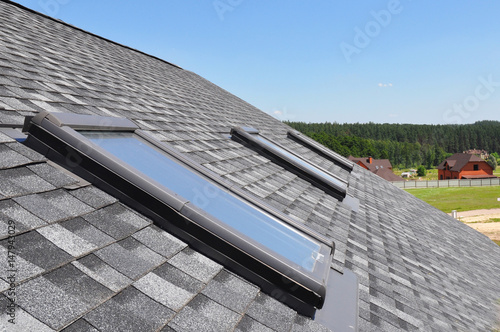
[4,0,183,70]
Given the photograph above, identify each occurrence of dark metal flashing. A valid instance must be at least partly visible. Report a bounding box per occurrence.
[0,127,27,141]
[314,268,359,332]
[0,123,23,128]
[23,112,334,316]
[26,111,139,132]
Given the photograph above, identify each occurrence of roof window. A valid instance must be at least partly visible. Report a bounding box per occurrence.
[230,127,359,211]
[287,129,354,172]
[22,111,334,316]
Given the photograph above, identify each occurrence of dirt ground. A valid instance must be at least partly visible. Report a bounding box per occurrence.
[450,208,500,242]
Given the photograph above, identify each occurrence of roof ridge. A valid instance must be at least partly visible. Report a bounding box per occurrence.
[2,0,183,70]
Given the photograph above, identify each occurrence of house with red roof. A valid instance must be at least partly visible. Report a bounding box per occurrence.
[347,156,404,181]
[437,153,496,180]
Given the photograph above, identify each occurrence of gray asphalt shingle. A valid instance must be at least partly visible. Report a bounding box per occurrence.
[0,294,54,332]
[0,199,46,237]
[201,270,259,314]
[83,286,174,332]
[17,265,112,330]
[167,294,241,332]
[132,225,187,258]
[71,254,132,293]
[59,217,115,248]
[68,186,118,209]
[83,203,150,240]
[94,237,165,280]
[168,247,223,284]
[245,293,297,332]
[0,230,71,281]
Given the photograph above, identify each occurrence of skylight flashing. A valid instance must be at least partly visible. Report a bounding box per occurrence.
[0,127,27,142]
[23,112,334,316]
[28,111,139,131]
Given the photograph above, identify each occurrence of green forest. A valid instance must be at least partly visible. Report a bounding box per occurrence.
[284,120,500,169]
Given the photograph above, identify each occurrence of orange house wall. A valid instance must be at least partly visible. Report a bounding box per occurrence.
[438,162,493,179]
[459,162,493,178]
[438,169,459,179]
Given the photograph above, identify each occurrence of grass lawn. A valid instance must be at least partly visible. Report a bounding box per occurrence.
[405,186,500,213]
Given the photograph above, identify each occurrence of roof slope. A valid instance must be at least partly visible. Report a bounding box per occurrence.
[348,156,393,172]
[372,168,405,182]
[0,1,499,331]
[437,153,489,172]
[348,157,404,181]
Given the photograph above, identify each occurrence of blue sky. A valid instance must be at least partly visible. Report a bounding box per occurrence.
[12,0,500,125]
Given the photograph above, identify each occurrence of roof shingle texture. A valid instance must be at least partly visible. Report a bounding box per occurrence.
[0,1,499,331]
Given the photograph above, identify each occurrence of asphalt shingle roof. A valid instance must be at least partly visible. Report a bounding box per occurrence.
[0,1,499,331]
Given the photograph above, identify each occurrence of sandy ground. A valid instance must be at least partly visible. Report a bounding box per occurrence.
[450,208,500,241]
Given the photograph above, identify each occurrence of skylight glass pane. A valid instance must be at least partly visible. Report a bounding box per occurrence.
[82,132,321,271]
[253,135,348,191]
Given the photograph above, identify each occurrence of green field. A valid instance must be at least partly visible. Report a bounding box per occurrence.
[405,186,500,213]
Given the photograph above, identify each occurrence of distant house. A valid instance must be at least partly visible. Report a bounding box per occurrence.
[463,149,489,160]
[437,153,496,180]
[348,156,405,181]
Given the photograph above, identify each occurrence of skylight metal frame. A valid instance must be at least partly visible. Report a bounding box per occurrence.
[23,111,334,316]
[287,130,355,172]
[230,127,360,212]
[231,127,347,200]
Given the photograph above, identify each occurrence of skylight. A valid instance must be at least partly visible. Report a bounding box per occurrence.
[287,129,354,172]
[230,127,359,211]
[81,131,321,271]
[22,111,334,316]
[254,134,348,193]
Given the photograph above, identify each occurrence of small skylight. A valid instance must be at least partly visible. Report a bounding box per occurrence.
[230,127,359,211]
[287,130,354,172]
[22,111,334,316]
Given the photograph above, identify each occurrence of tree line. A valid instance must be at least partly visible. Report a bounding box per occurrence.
[285,120,500,169]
